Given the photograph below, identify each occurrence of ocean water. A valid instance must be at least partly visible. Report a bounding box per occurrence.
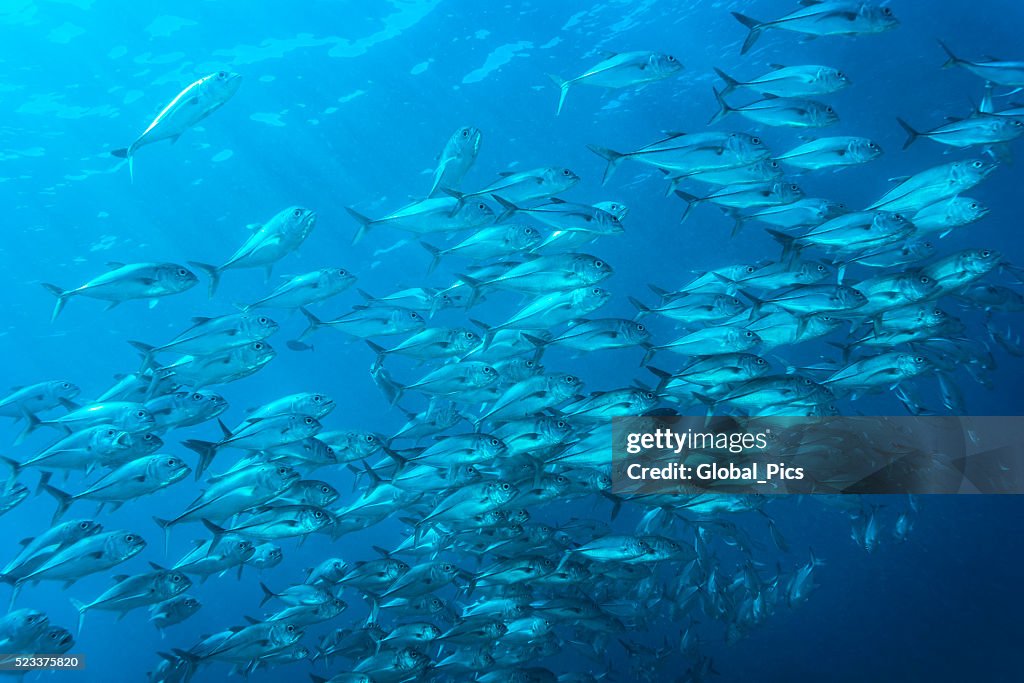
[0,1,1022,681]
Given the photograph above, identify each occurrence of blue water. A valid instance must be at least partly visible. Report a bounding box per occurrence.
[0,1,1022,681]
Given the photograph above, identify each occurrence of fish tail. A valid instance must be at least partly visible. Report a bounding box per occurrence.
[673,189,700,223]
[345,207,374,244]
[186,262,220,298]
[522,333,548,364]
[364,340,387,370]
[548,73,570,115]
[896,117,921,150]
[258,581,276,607]
[40,283,70,322]
[0,456,22,489]
[713,67,741,97]
[764,228,799,264]
[938,40,961,68]
[490,194,520,223]
[731,12,764,55]
[152,516,174,554]
[640,345,657,367]
[370,365,404,406]
[297,306,324,341]
[182,439,217,480]
[439,187,468,217]
[201,518,226,553]
[586,145,626,185]
[12,410,41,446]
[70,598,87,635]
[708,87,733,125]
[628,296,652,319]
[469,318,495,349]
[127,340,158,372]
[645,365,672,394]
[41,481,72,525]
[738,288,766,320]
[419,242,443,275]
[456,274,484,309]
[730,210,749,237]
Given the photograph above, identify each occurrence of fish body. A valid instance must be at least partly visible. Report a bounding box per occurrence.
[550,51,682,114]
[430,126,482,196]
[777,136,883,170]
[733,2,899,55]
[715,64,850,97]
[111,71,242,177]
[43,263,198,321]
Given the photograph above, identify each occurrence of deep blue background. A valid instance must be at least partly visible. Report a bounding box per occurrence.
[0,1,1022,681]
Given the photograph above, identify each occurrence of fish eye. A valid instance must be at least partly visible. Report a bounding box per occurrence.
[751,137,761,145]
[337,269,347,276]
[637,323,646,332]
[192,393,203,400]
[803,378,814,385]
[62,382,71,388]
[869,142,879,149]
[592,288,600,294]
[883,7,892,15]
[443,563,453,571]
[668,55,676,62]
[278,467,288,475]
[595,260,603,268]
[411,312,422,319]
[981,249,992,257]
[286,625,295,633]
[477,202,487,210]
[915,356,925,363]
[177,268,188,276]
[562,169,571,176]
[826,106,834,113]
[484,366,495,374]
[756,358,767,365]
[137,410,147,417]
[490,438,500,446]
[258,316,269,325]
[501,483,510,490]
[125,534,136,542]
[644,392,655,399]
[565,375,577,383]
[745,266,755,274]
[770,160,779,168]
[79,522,90,529]
[919,276,930,284]
[217,71,227,79]
[461,129,470,138]
[313,394,323,402]
[254,342,264,350]
[525,360,535,368]
[465,331,476,339]
[292,208,303,217]
[363,434,375,443]
[972,161,983,168]
[168,458,177,466]
[144,434,155,442]
[790,184,799,191]
[745,331,754,337]
[314,510,324,518]
[106,429,116,436]
[304,417,314,425]
[970,202,979,209]
[172,574,181,582]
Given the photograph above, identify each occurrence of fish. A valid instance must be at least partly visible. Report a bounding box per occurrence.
[732,2,899,55]
[346,197,494,244]
[549,51,682,114]
[714,64,850,97]
[71,564,191,633]
[897,115,1024,149]
[711,90,839,128]
[244,267,356,310]
[129,312,279,362]
[150,595,203,633]
[939,41,1024,86]
[298,306,425,341]
[776,137,883,171]
[149,341,277,390]
[0,381,80,421]
[190,207,318,296]
[867,159,997,212]
[111,71,242,179]
[17,530,146,588]
[42,262,198,321]
[421,224,541,274]
[430,126,482,196]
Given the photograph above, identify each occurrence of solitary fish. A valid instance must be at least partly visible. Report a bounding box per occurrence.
[549,51,682,115]
[43,263,198,321]
[732,2,899,55]
[111,71,242,180]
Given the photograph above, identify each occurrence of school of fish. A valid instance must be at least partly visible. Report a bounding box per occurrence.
[2,1,1023,681]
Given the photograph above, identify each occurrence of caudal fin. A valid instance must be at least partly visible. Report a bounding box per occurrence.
[673,190,702,223]
[297,307,324,341]
[111,147,135,182]
[420,242,443,275]
[182,440,218,480]
[41,283,71,322]
[259,582,277,607]
[41,483,73,525]
[732,12,765,55]
[490,194,520,223]
[938,40,962,69]
[896,118,921,150]
[346,207,374,244]
[188,262,221,298]
[70,598,88,635]
[548,74,571,115]
[708,87,734,126]
[586,145,627,185]
[713,68,743,97]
